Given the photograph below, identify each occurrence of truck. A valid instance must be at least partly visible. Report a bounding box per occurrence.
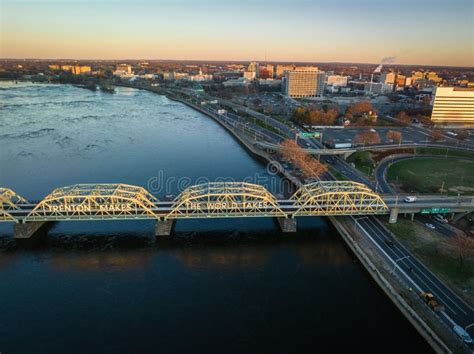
[420,292,445,312]
[324,140,352,149]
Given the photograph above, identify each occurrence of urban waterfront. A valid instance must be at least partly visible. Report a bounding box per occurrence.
[0,82,433,353]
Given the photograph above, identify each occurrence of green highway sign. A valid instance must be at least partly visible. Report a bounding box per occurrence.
[300,132,321,138]
[420,207,450,214]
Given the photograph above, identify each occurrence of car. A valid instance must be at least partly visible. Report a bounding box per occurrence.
[404,196,417,203]
[305,142,311,147]
[446,131,458,137]
[453,325,473,344]
[425,223,436,230]
[434,214,448,223]
[369,128,376,133]
[385,239,394,247]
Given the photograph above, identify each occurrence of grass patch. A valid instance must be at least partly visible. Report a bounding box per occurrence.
[415,147,474,159]
[386,219,474,306]
[347,151,375,176]
[387,158,474,195]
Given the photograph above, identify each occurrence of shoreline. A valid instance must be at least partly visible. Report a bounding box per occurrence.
[153,86,453,354]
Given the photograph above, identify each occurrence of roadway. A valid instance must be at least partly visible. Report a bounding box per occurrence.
[354,216,474,329]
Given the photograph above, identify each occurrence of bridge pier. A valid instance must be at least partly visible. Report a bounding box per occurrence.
[155,219,174,237]
[14,221,47,243]
[277,217,297,233]
[389,208,399,224]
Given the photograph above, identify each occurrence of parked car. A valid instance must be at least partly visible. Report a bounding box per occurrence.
[425,223,436,230]
[404,196,417,203]
[453,325,473,344]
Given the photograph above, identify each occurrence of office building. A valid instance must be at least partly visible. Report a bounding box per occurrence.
[326,75,348,87]
[431,87,474,125]
[283,69,325,97]
[243,71,257,80]
[114,64,132,75]
[380,72,396,85]
[364,82,393,95]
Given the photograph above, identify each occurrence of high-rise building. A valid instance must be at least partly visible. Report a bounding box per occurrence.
[283,69,325,97]
[265,64,274,78]
[431,87,474,125]
[247,62,259,74]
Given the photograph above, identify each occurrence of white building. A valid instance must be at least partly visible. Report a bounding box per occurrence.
[431,87,474,125]
[364,82,393,95]
[243,71,257,80]
[113,64,132,76]
[326,75,348,87]
[283,69,325,98]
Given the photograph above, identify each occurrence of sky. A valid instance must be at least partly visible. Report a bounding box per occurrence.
[1,0,473,66]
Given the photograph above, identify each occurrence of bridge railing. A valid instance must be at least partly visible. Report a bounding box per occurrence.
[0,181,396,222]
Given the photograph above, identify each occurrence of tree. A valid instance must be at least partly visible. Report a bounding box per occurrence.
[450,234,474,268]
[279,139,327,178]
[396,111,411,126]
[346,101,373,117]
[456,130,469,140]
[352,130,381,146]
[386,130,402,144]
[431,128,443,142]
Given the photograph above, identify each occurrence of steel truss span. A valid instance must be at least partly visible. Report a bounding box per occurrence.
[1,181,390,222]
[25,184,159,221]
[0,188,29,222]
[291,181,388,216]
[165,182,287,219]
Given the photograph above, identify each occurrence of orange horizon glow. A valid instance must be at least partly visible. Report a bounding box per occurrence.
[2,0,473,67]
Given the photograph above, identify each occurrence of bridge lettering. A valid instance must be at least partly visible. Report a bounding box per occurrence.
[48,204,133,213]
[185,201,269,210]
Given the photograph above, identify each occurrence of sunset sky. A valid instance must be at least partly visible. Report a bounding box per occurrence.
[2,0,473,66]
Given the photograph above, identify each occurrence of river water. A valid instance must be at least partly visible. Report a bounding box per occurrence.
[0,82,432,353]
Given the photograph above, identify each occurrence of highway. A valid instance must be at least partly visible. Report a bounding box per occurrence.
[355,215,474,329]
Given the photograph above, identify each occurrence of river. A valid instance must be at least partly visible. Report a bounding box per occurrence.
[0,82,432,353]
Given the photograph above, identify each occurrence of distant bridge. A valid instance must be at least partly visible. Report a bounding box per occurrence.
[1,181,472,239]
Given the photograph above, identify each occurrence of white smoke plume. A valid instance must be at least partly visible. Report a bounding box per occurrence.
[373,56,396,73]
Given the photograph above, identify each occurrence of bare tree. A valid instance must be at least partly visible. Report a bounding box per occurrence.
[353,130,381,146]
[279,139,327,178]
[431,128,443,142]
[450,234,474,268]
[386,130,402,144]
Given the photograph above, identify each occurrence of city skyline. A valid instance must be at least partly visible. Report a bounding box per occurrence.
[2,0,473,67]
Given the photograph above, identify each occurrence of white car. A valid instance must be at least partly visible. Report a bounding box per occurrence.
[453,325,473,344]
[369,128,376,133]
[404,196,417,203]
[425,223,436,230]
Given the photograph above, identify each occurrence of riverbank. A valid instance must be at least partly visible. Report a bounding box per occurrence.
[150,86,458,353]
